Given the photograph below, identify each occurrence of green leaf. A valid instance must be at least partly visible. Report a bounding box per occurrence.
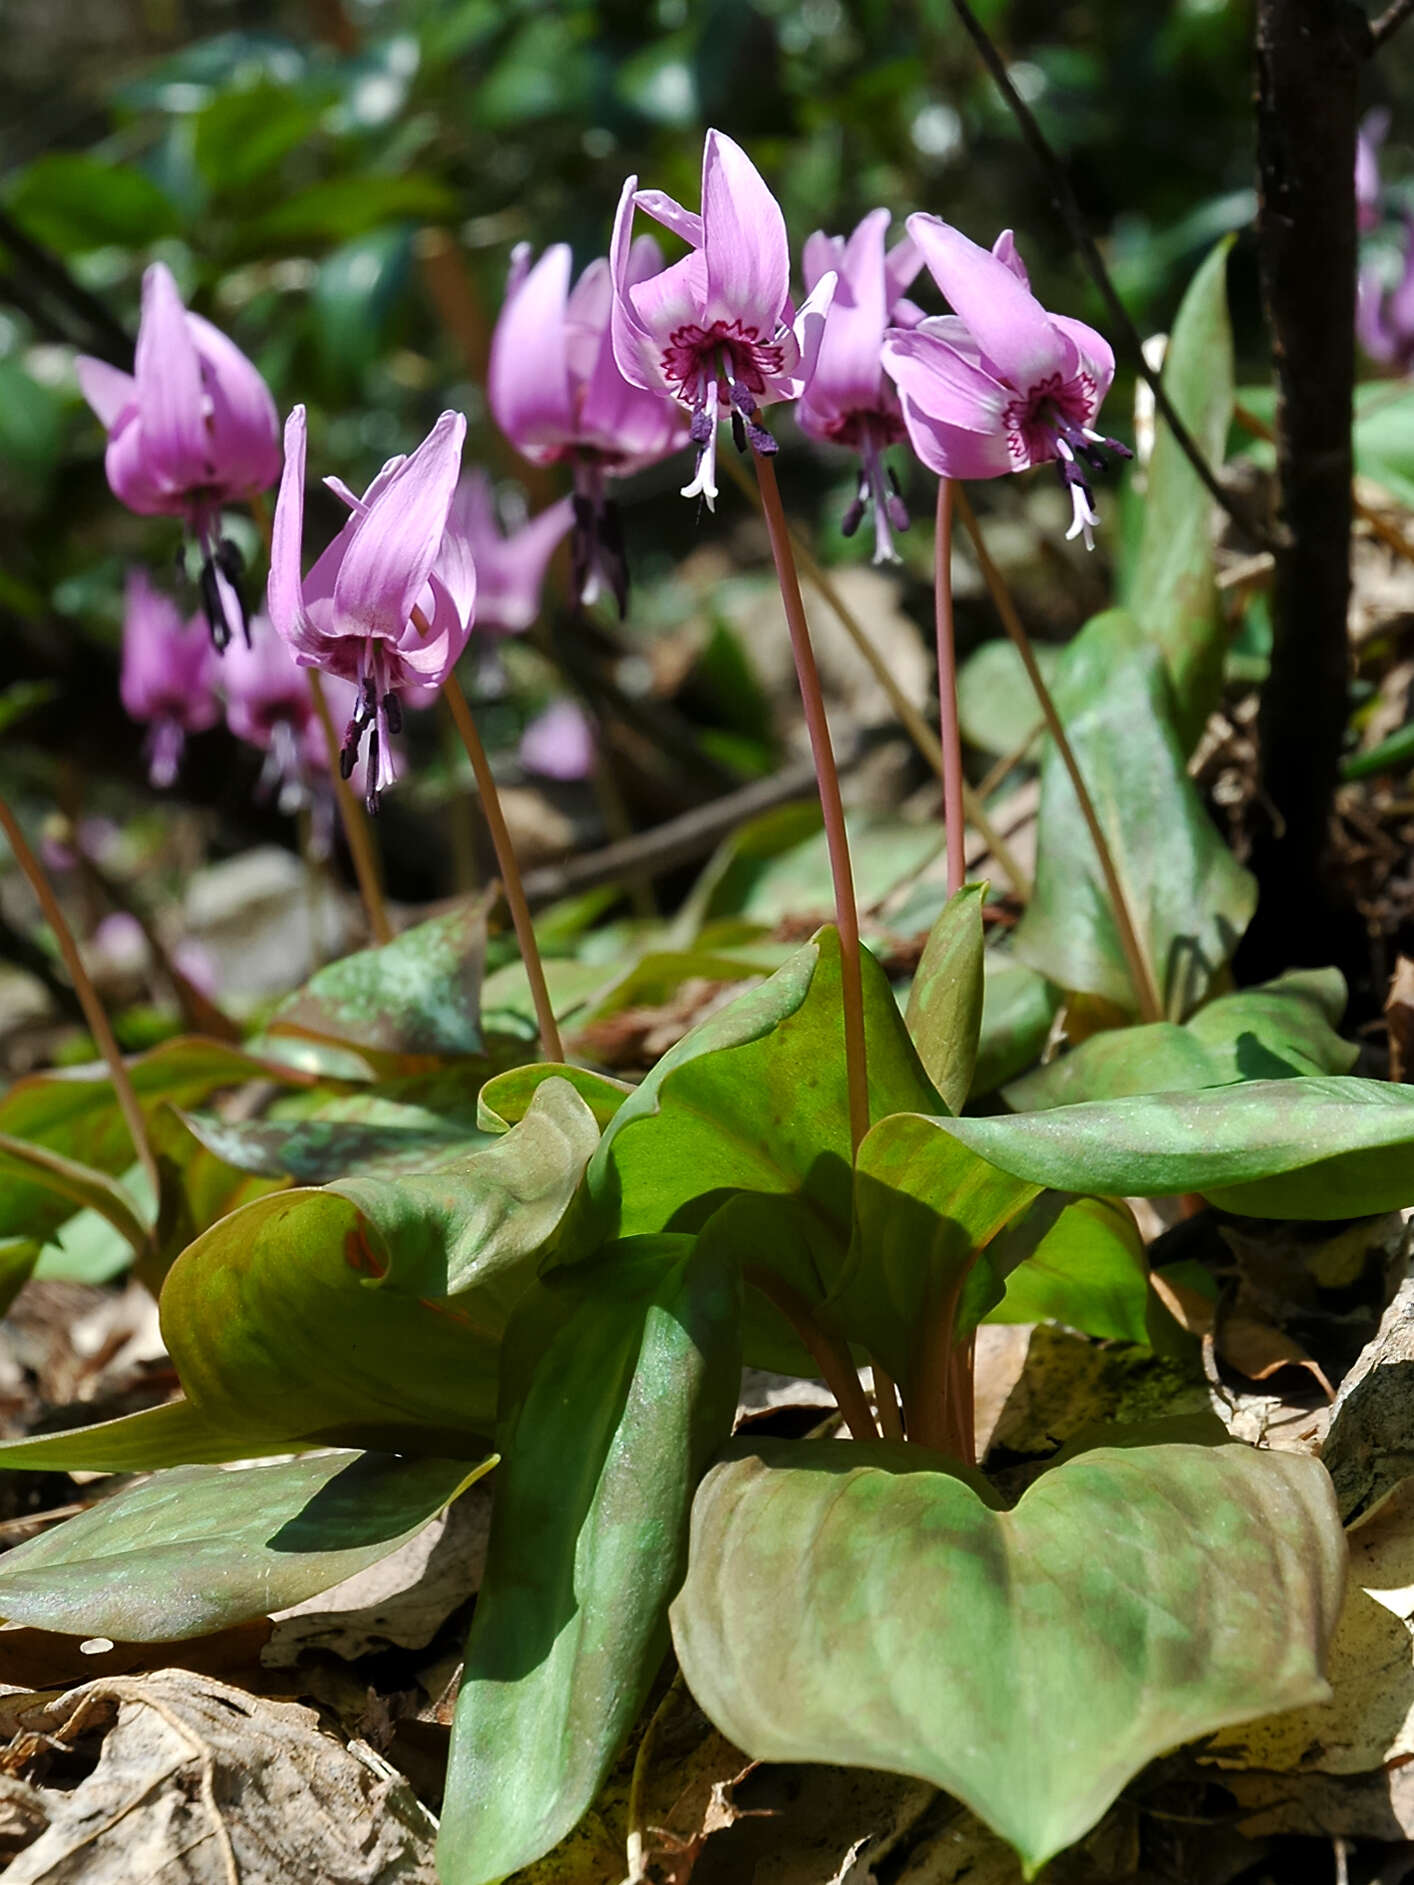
[269,896,493,1060]
[1006,969,1357,1110]
[672,1438,1345,1876]
[985,1195,1150,1344]
[956,639,1055,759]
[439,1236,741,1885]
[926,1075,1414,1219]
[973,951,1061,1096]
[905,884,986,1114]
[568,930,938,1284]
[0,1132,150,1261]
[247,173,458,248]
[192,81,327,191]
[6,154,181,252]
[0,1239,39,1318]
[1120,238,1234,747]
[158,1080,601,1455]
[0,1450,488,1641]
[477,1062,631,1133]
[1011,611,1256,1018]
[0,1396,307,1475]
[834,1112,1041,1392]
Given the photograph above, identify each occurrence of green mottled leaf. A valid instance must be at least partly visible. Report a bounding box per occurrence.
[973,951,1061,1096]
[1121,239,1234,747]
[0,1397,303,1475]
[477,1062,631,1133]
[0,1449,488,1640]
[439,1237,740,1885]
[673,1439,1344,1876]
[0,1132,149,1261]
[905,884,986,1114]
[1012,611,1256,1018]
[1007,969,1357,1110]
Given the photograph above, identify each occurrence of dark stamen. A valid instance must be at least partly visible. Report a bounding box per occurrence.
[365,726,381,815]
[216,539,252,647]
[383,691,402,736]
[198,559,232,653]
[730,407,748,454]
[689,407,714,446]
[841,486,866,538]
[885,465,911,534]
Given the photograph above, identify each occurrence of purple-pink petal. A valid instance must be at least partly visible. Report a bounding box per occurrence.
[894,391,1015,480]
[74,356,135,430]
[799,207,892,435]
[268,405,314,654]
[134,263,209,494]
[186,311,281,496]
[907,215,1075,393]
[881,327,1010,436]
[488,245,575,463]
[699,129,789,336]
[331,410,466,641]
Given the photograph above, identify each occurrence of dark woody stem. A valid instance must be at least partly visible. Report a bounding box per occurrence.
[934,480,966,900]
[441,671,565,1064]
[751,447,870,1155]
[955,487,1165,1025]
[0,793,160,1208]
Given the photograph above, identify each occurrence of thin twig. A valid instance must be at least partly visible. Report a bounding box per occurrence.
[934,480,966,897]
[720,450,1031,897]
[954,488,1165,1022]
[1371,0,1414,50]
[946,0,1272,553]
[0,794,160,1202]
[753,448,870,1153]
[442,673,564,1062]
[745,1265,879,1441]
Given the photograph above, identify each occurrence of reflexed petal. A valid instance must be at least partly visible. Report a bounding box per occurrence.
[74,356,136,431]
[624,234,667,290]
[907,215,1075,392]
[610,174,666,393]
[488,245,574,463]
[990,229,1030,288]
[628,250,709,347]
[389,570,471,685]
[187,311,281,496]
[883,228,924,310]
[802,230,844,295]
[332,410,466,640]
[580,314,686,465]
[105,413,178,516]
[267,405,314,649]
[881,328,1008,436]
[776,269,833,399]
[505,241,534,301]
[896,391,1015,480]
[134,263,208,492]
[634,189,704,250]
[799,208,890,430]
[1050,315,1117,411]
[700,129,789,334]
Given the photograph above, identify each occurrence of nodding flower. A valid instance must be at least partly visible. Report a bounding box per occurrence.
[609,128,835,512]
[1358,215,1414,372]
[445,472,574,635]
[882,218,1129,550]
[119,569,220,788]
[221,617,327,814]
[519,697,596,783]
[77,264,281,651]
[266,405,473,812]
[1358,108,1390,234]
[489,243,686,614]
[798,208,925,564]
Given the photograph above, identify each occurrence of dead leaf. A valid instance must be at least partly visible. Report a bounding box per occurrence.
[1387,956,1414,1085]
[0,1669,437,1883]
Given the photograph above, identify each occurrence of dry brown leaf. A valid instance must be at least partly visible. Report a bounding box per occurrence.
[1386,956,1414,1085]
[0,1669,437,1883]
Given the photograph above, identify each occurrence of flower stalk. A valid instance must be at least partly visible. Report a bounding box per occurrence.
[934,480,966,899]
[751,447,870,1154]
[955,486,1164,1024]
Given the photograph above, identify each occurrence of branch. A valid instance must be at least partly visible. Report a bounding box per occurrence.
[1371,0,1414,50]
[946,0,1273,552]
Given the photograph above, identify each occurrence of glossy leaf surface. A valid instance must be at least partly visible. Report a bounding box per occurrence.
[904,883,986,1115]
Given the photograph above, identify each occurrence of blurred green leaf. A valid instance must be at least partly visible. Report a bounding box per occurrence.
[6,154,181,252]
[248,174,457,248]
[193,81,328,191]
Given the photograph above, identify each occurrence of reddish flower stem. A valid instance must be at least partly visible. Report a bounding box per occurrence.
[752,448,869,1154]
[442,672,564,1064]
[934,479,966,900]
[745,1266,879,1441]
[955,487,1165,1025]
[0,793,159,1206]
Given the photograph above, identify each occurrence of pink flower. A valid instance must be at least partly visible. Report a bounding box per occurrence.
[609,128,835,510]
[267,405,472,810]
[445,472,573,634]
[221,617,325,812]
[1359,216,1414,370]
[490,240,687,614]
[1358,108,1390,234]
[76,264,280,649]
[119,569,220,788]
[881,218,1128,549]
[520,698,595,782]
[798,208,924,563]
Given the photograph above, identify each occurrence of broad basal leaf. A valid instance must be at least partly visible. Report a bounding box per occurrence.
[973,950,1060,1097]
[672,1438,1345,1876]
[1006,969,1357,1110]
[984,1195,1149,1344]
[439,1236,740,1885]
[477,1062,632,1133]
[905,883,986,1114]
[0,1450,487,1640]
[929,1075,1414,1219]
[1120,238,1235,747]
[1011,610,1256,1018]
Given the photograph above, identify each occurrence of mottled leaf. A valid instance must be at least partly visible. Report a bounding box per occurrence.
[905,884,986,1114]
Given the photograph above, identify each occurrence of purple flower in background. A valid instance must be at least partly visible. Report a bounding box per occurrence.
[489,242,686,613]
[445,472,573,634]
[609,129,835,510]
[76,264,281,651]
[119,569,220,788]
[1359,216,1414,370]
[267,405,472,811]
[520,698,595,782]
[221,618,326,813]
[1358,108,1390,233]
[798,208,924,563]
[881,218,1128,549]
